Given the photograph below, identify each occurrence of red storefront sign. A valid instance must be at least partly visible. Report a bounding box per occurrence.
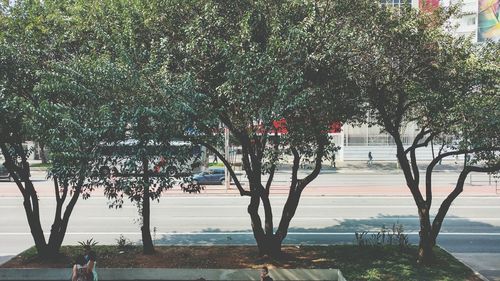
[419,0,440,12]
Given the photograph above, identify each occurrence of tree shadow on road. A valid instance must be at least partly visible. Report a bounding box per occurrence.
[153,214,500,250]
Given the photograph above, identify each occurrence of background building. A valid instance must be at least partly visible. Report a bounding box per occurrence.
[334,0,491,162]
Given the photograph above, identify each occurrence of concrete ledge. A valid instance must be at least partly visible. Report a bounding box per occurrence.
[0,268,346,281]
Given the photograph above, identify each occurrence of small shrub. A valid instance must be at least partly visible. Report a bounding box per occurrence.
[355,231,369,246]
[116,235,133,250]
[354,223,409,251]
[78,238,98,248]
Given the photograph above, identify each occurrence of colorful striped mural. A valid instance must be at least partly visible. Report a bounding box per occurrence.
[479,0,500,41]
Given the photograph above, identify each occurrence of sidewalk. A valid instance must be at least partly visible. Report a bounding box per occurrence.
[288,160,467,174]
[0,268,345,281]
[26,159,466,173]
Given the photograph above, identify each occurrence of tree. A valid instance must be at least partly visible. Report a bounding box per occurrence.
[0,0,105,257]
[346,2,500,264]
[54,0,202,254]
[35,58,118,255]
[179,0,363,256]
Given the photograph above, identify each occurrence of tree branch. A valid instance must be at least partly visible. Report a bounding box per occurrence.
[0,143,28,198]
[431,147,500,167]
[265,131,280,193]
[410,147,420,190]
[200,141,251,196]
[265,165,276,195]
[299,136,326,190]
[290,147,300,192]
[431,163,500,243]
[404,129,434,155]
[394,135,425,207]
[54,177,61,202]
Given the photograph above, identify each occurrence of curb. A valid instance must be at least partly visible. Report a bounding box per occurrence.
[438,245,490,281]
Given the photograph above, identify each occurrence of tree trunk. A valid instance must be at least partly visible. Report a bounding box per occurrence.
[141,191,155,254]
[47,182,81,257]
[259,235,282,257]
[46,209,64,257]
[417,207,435,264]
[21,181,48,257]
[141,157,155,254]
[275,189,302,251]
[39,143,48,164]
[260,192,276,253]
[429,167,469,248]
[24,200,49,257]
[2,143,48,257]
[247,194,267,255]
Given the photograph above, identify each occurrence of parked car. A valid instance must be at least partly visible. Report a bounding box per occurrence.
[0,165,12,181]
[192,168,226,185]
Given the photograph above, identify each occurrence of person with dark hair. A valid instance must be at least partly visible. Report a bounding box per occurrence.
[83,245,97,280]
[72,255,91,281]
[71,245,98,281]
[260,266,273,281]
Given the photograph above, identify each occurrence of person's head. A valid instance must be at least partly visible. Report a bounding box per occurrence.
[83,245,91,255]
[75,255,86,266]
[260,266,269,278]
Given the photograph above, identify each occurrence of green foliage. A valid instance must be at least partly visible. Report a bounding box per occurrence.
[346,1,499,167]
[115,235,133,250]
[78,238,98,248]
[180,0,364,176]
[28,1,202,209]
[1,0,497,260]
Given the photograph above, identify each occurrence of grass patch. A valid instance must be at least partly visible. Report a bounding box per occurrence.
[208,163,225,167]
[2,245,480,281]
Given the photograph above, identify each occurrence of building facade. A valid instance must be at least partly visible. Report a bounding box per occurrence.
[334,0,489,162]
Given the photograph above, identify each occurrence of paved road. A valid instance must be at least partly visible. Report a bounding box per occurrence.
[21,168,500,186]
[1,170,497,197]
[1,195,500,279]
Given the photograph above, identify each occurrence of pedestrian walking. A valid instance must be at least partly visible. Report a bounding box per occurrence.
[368,151,373,166]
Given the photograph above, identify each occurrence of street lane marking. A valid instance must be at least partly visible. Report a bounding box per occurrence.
[80,217,500,221]
[3,205,500,209]
[2,196,500,200]
[2,232,500,236]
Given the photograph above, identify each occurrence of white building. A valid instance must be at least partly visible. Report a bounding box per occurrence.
[443,0,479,41]
[335,0,483,162]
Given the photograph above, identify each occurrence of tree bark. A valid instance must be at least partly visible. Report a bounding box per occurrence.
[141,157,155,254]
[275,189,302,248]
[1,142,90,258]
[0,143,48,256]
[46,177,82,257]
[247,194,267,253]
[417,207,435,264]
[393,135,435,264]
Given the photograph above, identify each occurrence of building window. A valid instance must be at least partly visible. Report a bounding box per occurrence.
[381,0,411,8]
[464,15,476,26]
